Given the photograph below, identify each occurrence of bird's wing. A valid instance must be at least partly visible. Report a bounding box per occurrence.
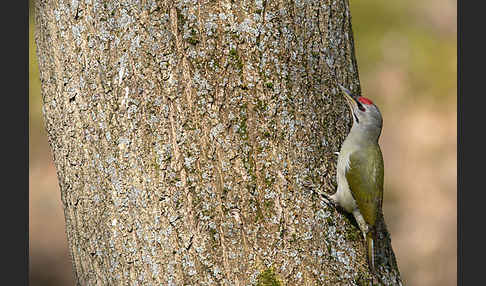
[345,144,384,226]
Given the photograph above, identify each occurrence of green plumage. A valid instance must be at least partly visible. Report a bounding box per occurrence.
[344,143,383,272]
[345,144,384,228]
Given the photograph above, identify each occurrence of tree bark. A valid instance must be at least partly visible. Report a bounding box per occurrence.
[34,0,402,285]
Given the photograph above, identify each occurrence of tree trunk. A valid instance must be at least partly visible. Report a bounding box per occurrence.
[34,0,402,285]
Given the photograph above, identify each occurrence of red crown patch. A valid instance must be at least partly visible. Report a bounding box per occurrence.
[358,97,373,105]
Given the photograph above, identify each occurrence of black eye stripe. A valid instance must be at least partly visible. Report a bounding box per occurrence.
[357,102,366,112]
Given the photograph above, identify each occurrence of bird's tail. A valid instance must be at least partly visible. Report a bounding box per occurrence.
[366,231,375,273]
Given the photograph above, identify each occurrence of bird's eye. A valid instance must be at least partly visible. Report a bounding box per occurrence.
[357,102,366,112]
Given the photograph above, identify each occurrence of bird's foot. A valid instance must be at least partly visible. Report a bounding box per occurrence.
[320,192,337,207]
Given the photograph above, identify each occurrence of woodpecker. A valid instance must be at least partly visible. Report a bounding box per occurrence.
[326,84,384,273]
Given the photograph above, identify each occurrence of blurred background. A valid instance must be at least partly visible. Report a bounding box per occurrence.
[29,0,456,285]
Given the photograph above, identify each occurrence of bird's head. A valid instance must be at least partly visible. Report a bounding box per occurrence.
[338,84,383,139]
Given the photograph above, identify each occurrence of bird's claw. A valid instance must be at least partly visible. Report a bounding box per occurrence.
[320,192,336,208]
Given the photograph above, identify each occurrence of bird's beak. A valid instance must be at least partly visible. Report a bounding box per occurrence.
[338,84,359,111]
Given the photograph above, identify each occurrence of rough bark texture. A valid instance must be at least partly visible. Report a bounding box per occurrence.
[35,0,401,285]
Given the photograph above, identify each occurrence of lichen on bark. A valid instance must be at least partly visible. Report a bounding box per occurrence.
[35,0,402,285]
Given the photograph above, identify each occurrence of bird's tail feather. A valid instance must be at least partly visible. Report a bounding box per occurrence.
[366,232,375,273]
